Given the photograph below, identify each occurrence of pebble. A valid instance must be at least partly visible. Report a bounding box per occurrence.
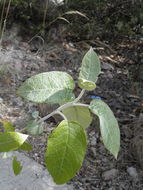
[102,169,119,180]
[127,167,138,180]
[0,97,3,104]
[90,147,96,157]
[102,62,114,71]
[90,135,97,146]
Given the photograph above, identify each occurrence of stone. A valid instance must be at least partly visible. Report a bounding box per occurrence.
[0,151,73,190]
[0,97,3,104]
[102,62,114,71]
[102,169,119,180]
[127,167,138,180]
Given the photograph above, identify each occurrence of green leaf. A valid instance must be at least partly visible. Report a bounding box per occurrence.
[12,156,23,176]
[45,120,87,184]
[26,120,43,135]
[18,142,33,151]
[0,132,28,152]
[62,106,92,129]
[89,99,120,158]
[78,47,101,90]
[17,71,75,104]
[0,119,15,132]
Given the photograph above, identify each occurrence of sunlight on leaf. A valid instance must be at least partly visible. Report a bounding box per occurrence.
[45,120,87,184]
[0,132,28,152]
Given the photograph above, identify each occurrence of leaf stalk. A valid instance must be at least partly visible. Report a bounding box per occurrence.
[38,90,88,124]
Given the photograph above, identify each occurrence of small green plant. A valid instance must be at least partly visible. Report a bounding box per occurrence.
[0,48,120,184]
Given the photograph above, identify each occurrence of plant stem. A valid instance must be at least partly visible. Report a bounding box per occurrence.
[37,102,87,124]
[73,89,85,103]
[18,90,87,134]
[38,89,85,123]
[38,89,88,124]
[38,109,58,123]
[74,103,89,107]
[57,111,67,120]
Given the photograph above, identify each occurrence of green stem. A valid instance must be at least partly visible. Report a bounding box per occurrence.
[38,89,87,124]
[73,89,85,103]
[18,89,88,133]
[37,102,89,124]
[57,111,67,121]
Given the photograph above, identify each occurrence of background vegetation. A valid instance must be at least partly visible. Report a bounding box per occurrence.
[0,0,142,40]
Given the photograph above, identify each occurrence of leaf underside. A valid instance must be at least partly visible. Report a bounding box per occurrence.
[45,120,87,184]
[62,105,92,129]
[89,99,120,158]
[17,71,75,104]
[78,47,101,90]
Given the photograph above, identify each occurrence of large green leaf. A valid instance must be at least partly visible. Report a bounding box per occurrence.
[89,99,120,158]
[78,47,101,90]
[45,120,87,184]
[62,106,92,129]
[0,132,28,152]
[12,156,23,176]
[17,71,75,104]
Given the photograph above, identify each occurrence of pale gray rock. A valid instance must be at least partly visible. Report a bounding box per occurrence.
[0,152,73,190]
[102,62,114,71]
[127,167,138,180]
[0,97,3,104]
[102,169,119,180]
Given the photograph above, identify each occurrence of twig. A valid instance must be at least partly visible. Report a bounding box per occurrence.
[38,89,87,124]
[73,89,85,103]
[0,0,12,48]
[57,111,67,120]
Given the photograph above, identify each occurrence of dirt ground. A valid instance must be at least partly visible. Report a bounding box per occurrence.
[0,25,143,189]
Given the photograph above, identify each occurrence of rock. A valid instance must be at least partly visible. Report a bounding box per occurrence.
[102,169,119,180]
[0,97,3,104]
[0,151,73,190]
[89,131,97,147]
[102,62,114,71]
[90,135,97,146]
[90,147,96,157]
[127,167,138,180]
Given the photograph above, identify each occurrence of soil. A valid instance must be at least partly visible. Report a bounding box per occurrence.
[0,24,143,190]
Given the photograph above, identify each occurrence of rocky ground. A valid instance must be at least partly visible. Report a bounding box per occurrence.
[0,25,143,189]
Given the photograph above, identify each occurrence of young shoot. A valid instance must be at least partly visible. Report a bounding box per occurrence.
[0,47,120,185]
